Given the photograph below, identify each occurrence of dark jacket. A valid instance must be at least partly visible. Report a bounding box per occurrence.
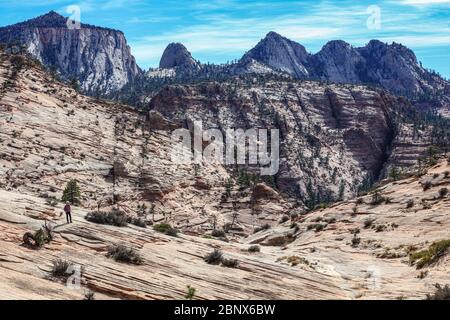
[64,204,71,213]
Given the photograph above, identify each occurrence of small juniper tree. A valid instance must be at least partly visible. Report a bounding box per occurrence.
[62,179,81,205]
[70,77,79,92]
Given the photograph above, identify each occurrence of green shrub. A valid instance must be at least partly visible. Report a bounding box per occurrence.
[211,229,226,237]
[307,223,326,232]
[166,228,180,237]
[221,258,239,268]
[128,217,146,228]
[248,245,260,253]
[51,259,74,279]
[84,291,95,300]
[253,223,271,233]
[426,284,450,300]
[351,235,361,247]
[423,181,432,191]
[364,218,375,229]
[107,244,143,265]
[370,191,385,205]
[153,223,172,233]
[185,285,196,300]
[204,249,223,265]
[85,209,128,227]
[153,223,179,236]
[410,239,450,269]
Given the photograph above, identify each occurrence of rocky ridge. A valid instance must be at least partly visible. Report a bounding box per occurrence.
[0,11,141,94]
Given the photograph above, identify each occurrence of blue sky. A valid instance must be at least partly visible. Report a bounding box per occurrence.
[0,0,449,77]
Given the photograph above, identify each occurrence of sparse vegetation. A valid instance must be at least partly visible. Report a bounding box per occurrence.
[153,223,179,236]
[439,187,448,198]
[211,229,226,238]
[406,199,415,208]
[84,291,95,300]
[85,209,128,227]
[106,244,143,265]
[307,223,326,232]
[426,284,450,300]
[51,259,75,279]
[204,249,223,265]
[370,191,385,205]
[422,181,432,191]
[185,285,196,300]
[221,258,239,268]
[127,216,146,228]
[23,222,53,249]
[364,218,375,229]
[410,239,450,269]
[248,245,260,253]
[351,235,361,247]
[253,223,271,233]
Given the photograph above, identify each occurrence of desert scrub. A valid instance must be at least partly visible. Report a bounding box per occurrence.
[364,218,375,229]
[351,235,361,247]
[153,223,179,237]
[253,223,271,233]
[85,209,127,227]
[439,187,448,198]
[211,229,226,237]
[106,244,143,265]
[307,223,326,232]
[409,240,450,269]
[127,217,146,228]
[221,258,239,268]
[185,285,196,300]
[422,181,432,191]
[84,291,95,300]
[406,199,415,208]
[204,249,223,265]
[50,259,80,280]
[370,191,385,205]
[426,284,450,300]
[152,223,172,233]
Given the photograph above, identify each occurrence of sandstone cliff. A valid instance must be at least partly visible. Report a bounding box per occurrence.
[0,11,141,94]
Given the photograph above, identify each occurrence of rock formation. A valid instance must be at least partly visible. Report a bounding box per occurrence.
[0,11,141,94]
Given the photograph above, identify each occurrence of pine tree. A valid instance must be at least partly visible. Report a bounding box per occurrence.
[70,77,79,92]
[61,179,81,205]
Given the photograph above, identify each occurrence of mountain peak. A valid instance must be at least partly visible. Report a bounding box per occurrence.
[265,31,283,39]
[159,43,200,70]
[11,11,68,28]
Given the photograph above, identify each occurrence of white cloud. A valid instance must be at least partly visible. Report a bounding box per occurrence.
[400,0,450,5]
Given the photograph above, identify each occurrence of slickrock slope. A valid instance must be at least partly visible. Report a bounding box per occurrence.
[0,11,141,94]
[0,155,448,299]
[246,159,450,299]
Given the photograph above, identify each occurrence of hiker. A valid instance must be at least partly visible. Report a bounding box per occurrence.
[64,202,73,224]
